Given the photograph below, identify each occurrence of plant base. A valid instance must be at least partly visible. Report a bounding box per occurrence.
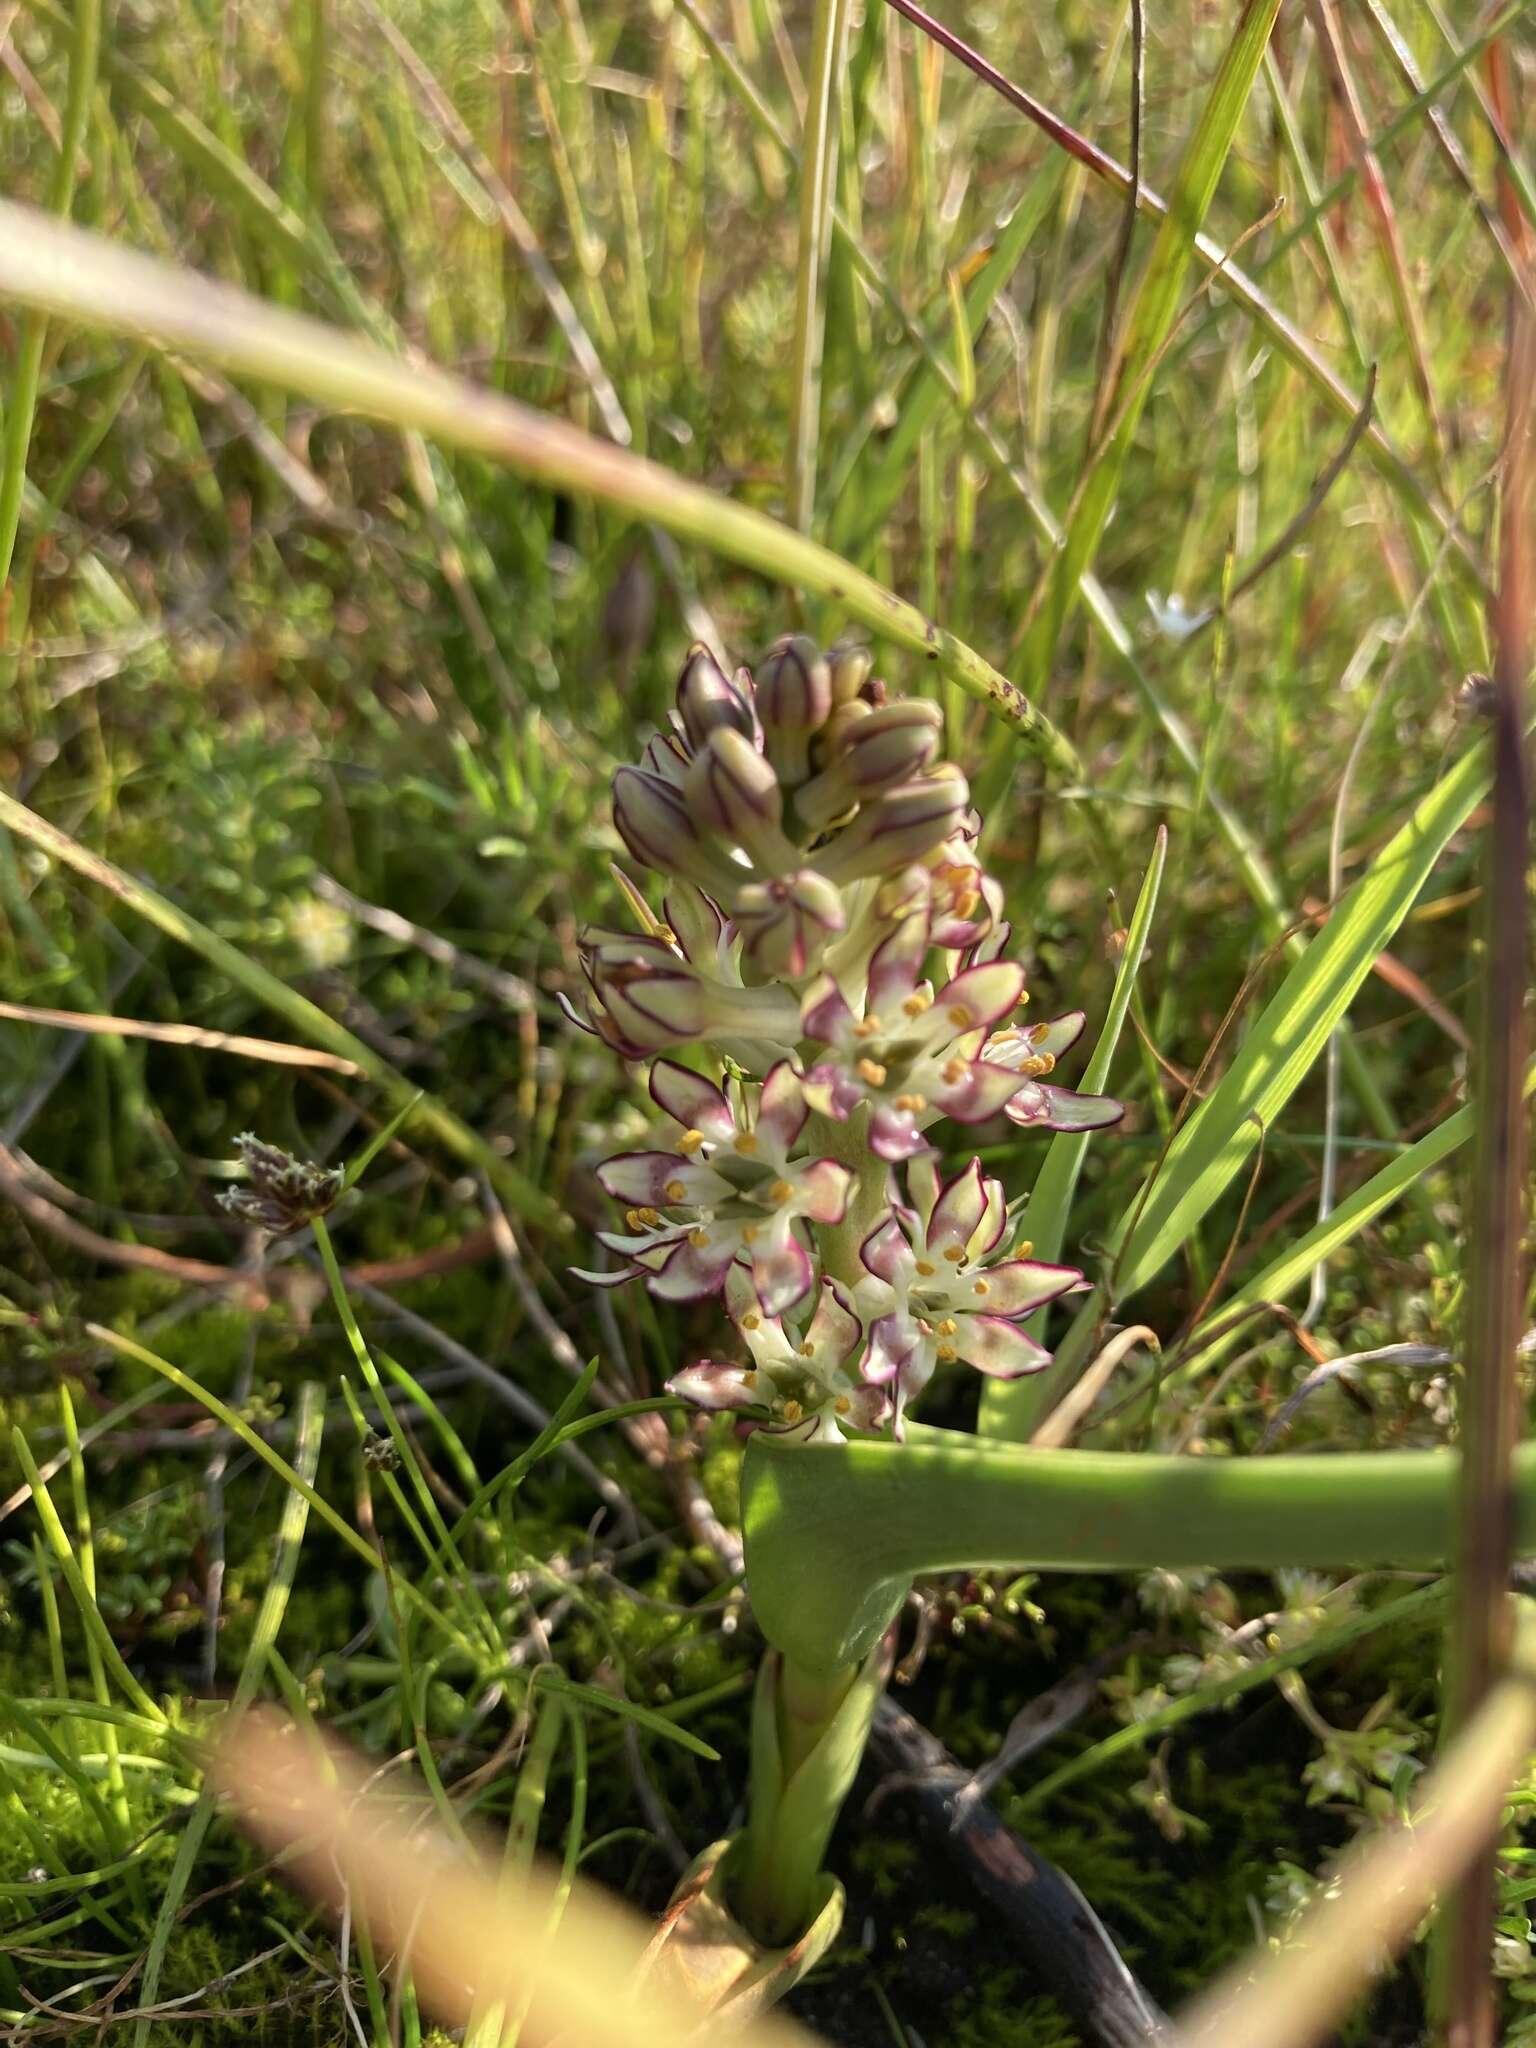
[637,1835,844,2029]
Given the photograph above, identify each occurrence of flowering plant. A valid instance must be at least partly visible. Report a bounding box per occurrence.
[568,637,1120,1452]
[568,637,1122,1955]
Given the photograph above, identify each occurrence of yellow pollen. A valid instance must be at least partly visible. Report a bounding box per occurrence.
[1016,990,1031,1007]
[741,1224,760,1243]
[742,1312,762,1330]
[854,1014,883,1039]
[664,1180,688,1203]
[688,1228,711,1249]
[1022,1052,1056,1078]
[915,1259,937,1277]
[857,1057,888,1086]
[835,1396,852,1415]
[954,889,980,918]
[1016,1240,1033,1257]
[936,1343,959,1363]
[625,1206,661,1230]
[677,1129,707,1154]
[734,1130,759,1155]
[781,1399,803,1424]
[894,1092,927,1113]
[973,1278,990,1296]
[943,1245,966,1264]
[948,1004,976,1028]
[937,1318,959,1336]
[902,990,933,1017]
[742,1369,758,1386]
[1028,1022,1052,1045]
[768,1178,795,1204]
[655,925,677,946]
[942,1057,968,1085]
[799,1340,817,1358]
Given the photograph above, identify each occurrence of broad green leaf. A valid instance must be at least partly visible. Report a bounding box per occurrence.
[979,826,1167,1441]
[1019,0,1283,690]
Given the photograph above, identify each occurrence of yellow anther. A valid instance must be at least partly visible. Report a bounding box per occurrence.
[781,1399,804,1424]
[902,990,933,1017]
[768,1178,795,1204]
[835,1395,852,1415]
[741,1223,760,1243]
[894,1092,928,1113]
[1022,1052,1056,1078]
[857,1057,888,1086]
[742,1369,758,1386]
[688,1228,711,1249]
[973,1278,991,1296]
[664,1180,688,1203]
[948,1004,976,1028]
[742,1312,762,1330]
[1016,1240,1033,1257]
[734,1130,759,1156]
[943,1245,966,1264]
[915,1259,937,1277]
[625,1206,661,1231]
[953,889,980,918]
[1016,990,1031,1007]
[937,1317,959,1336]
[1028,1022,1052,1045]
[677,1129,707,1154]
[941,1057,968,1085]
[935,1343,958,1363]
[854,1014,884,1039]
[799,1340,817,1358]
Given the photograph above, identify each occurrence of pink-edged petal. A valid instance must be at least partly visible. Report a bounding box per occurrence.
[842,1384,891,1432]
[594,1226,684,1263]
[758,1061,808,1153]
[865,907,930,1017]
[795,1158,854,1225]
[596,1150,728,1206]
[803,1276,862,1366]
[967,1258,1083,1316]
[648,1059,736,1142]
[975,1175,1007,1259]
[926,1158,990,1255]
[649,1232,740,1302]
[906,1153,941,1231]
[936,960,1026,1034]
[800,974,856,1048]
[801,1059,862,1123]
[863,1310,919,1386]
[1005,1082,1125,1131]
[860,1214,911,1285]
[933,1058,1035,1123]
[1027,1011,1087,1059]
[556,989,597,1037]
[751,1227,814,1317]
[954,1313,1052,1378]
[666,1359,761,1411]
[869,1105,934,1161]
[569,1261,642,1289]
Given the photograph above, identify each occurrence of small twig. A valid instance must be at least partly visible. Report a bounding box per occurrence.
[1260,1343,1452,1448]
[312,873,535,1013]
[1090,0,1144,439]
[947,1635,1151,1821]
[0,998,362,1070]
[1030,1325,1160,1449]
[869,1696,1167,2048]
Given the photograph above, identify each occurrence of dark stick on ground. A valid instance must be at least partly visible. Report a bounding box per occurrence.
[868,1694,1167,2048]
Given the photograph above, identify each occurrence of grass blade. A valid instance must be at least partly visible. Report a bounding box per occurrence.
[1016,0,1283,689]
[787,0,852,533]
[0,199,1084,782]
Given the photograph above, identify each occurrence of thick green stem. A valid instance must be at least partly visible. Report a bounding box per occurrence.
[742,1427,1536,1677]
[731,1637,891,1947]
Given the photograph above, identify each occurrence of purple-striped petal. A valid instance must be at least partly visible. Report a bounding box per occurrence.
[866,907,930,1017]
[936,961,1026,1035]
[907,1154,942,1232]
[596,1151,729,1206]
[795,1158,854,1225]
[666,1359,761,1411]
[934,1058,1035,1123]
[927,1158,990,1256]
[649,1059,736,1142]
[803,1277,862,1366]
[800,975,856,1048]
[863,1310,919,1386]
[955,1313,1052,1378]
[1005,1082,1125,1131]
[649,1232,740,1302]
[569,1261,642,1289]
[758,1061,808,1153]
[751,1228,814,1316]
[860,1215,911,1285]
[868,1105,934,1160]
[964,1258,1082,1317]
[801,1059,864,1123]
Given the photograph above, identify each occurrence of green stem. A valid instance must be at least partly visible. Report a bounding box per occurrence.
[742,1427,1536,1677]
[786,0,852,534]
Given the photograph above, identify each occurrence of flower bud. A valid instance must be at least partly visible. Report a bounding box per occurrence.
[220,1134,343,1235]
[756,634,831,786]
[683,728,785,864]
[814,765,971,886]
[612,766,736,893]
[795,699,943,829]
[827,643,874,705]
[584,937,799,1055]
[675,645,757,749]
[735,869,846,980]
